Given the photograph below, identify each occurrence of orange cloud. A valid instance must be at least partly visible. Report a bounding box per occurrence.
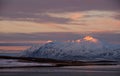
[0,46,30,51]
[69,13,84,20]
[0,20,69,33]
[83,36,98,43]
[46,12,84,20]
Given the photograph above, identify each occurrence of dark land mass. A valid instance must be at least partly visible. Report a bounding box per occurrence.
[0,56,119,68]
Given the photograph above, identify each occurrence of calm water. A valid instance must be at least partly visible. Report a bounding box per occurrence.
[0,58,120,76]
[0,65,120,76]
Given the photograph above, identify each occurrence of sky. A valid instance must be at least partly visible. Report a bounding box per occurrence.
[0,0,120,47]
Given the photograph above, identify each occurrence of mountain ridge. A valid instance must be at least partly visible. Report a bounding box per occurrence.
[21,36,120,61]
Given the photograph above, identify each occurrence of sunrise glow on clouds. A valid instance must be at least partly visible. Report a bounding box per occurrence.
[0,11,120,33]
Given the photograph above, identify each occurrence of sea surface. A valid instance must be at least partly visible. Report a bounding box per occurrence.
[0,64,120,76]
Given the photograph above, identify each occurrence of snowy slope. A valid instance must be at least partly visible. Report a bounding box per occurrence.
[21,36,120,61]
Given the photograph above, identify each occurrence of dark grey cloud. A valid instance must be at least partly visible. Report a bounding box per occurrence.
[0,0,120,13]
[113,14,120,20]
[0,0,120,16]
[0,32,78,41]
[0,13,71,24]
[0,43,33,46]
[0,32,120,44]
[0,0,120,24]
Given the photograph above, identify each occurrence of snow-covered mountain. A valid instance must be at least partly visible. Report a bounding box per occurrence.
[21,36,120,61]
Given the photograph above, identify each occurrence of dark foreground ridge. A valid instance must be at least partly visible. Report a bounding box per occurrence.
[0,55,119,68]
